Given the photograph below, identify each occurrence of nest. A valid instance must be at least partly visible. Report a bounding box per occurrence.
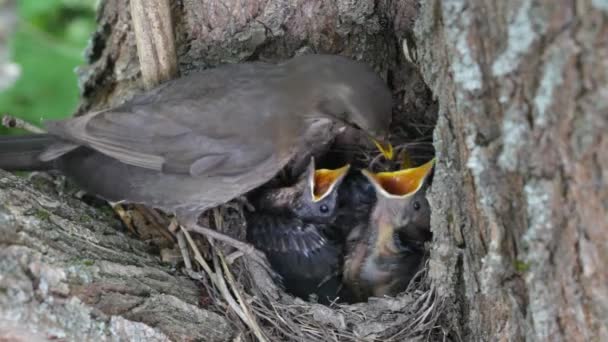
[30,112,446,341]
[169,116,449,342]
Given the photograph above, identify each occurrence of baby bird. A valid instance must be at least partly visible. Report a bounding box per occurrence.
[245,158,350,304]
[342,158,435,303]
[332,168,377,240]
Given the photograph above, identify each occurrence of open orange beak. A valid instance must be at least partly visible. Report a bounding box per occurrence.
[361,158,435,198]
[311,164,351,202]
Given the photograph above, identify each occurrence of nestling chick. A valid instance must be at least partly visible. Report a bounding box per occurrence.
[245,158,350,304]
[332,168,377,240]
[342,158,435,303]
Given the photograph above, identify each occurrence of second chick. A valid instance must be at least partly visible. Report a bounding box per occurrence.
[342,159,435,303]
[245,158,350,304]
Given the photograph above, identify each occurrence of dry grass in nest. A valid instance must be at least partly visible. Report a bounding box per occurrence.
[175,122,449,342]
[181,201,446,342]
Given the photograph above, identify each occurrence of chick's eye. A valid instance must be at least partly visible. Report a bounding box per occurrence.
[320,204,329,213]
[413,201,421,211]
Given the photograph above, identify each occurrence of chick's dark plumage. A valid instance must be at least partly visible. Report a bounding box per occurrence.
[332,169,377,239]
[245,158,349,304]
[246,216,342,303]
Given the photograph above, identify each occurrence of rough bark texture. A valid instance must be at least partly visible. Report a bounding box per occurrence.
[130,0,178,89]
[416,0,608,341]
[2,0,606,340]
[0,170,233,341]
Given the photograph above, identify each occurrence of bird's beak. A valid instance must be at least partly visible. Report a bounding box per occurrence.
[361,158,435,256]
[398,149,413,169]
[312,164,351,202]
[372,138,394,160]
[361,158,435,198]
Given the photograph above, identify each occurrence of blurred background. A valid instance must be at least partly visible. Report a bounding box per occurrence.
[0,0,97,135]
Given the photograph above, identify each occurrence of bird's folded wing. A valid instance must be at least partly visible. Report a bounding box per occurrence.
[267,220,330,256]
[248,215,331,255]
[43,63,292,176]
[43,99,278,177]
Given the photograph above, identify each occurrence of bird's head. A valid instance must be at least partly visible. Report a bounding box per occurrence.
[285,54,395,160]
[292,157,350,222]
[360,158,435,254]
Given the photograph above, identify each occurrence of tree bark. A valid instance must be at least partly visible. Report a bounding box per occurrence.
[416,0,607,340]
[2,0,606,341]
[0,170,232,341]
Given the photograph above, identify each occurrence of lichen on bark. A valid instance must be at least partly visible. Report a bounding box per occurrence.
[415,0,608,340]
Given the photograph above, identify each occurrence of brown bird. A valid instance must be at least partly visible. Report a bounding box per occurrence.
[245,158,350,304]
[0,54,394,244]
[342,158,435,303]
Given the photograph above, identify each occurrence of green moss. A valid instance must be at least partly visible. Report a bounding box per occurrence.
[82,259,95,266]
[29,175,54,192]
[447,212,454,224]
[514,260,530,273]
[79,214,92,223]
[98,206,116,219]
[34,209,51,221]
[66,257,95,267]
[11,171,31,178]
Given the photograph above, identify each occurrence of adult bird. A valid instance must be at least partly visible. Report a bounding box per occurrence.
[342,158,435,303]
[245,158,350,304]
[0,54,394,253]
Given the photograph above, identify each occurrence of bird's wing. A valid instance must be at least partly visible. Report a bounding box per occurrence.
[43,64,296,176]
[247,215,331,257]
[291,222,333,257]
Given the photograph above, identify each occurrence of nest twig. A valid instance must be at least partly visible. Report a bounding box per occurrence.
[239,256,446,341]
[182,225,270,342]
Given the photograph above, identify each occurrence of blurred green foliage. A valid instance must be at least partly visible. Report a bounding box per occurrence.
[0,0,97,135]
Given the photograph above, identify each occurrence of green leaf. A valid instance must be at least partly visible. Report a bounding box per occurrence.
[19,0,63,19]
[0,0,95,136]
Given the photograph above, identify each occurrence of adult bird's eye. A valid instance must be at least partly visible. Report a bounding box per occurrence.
[320,204,329,213]
[413,201,421,211]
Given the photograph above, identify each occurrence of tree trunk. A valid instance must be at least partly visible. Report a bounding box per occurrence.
[416,0,607,340]
[0,170,232,341]
[1,0,606,341]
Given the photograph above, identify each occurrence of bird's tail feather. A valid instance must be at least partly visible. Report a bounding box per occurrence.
[0,134,58,171]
